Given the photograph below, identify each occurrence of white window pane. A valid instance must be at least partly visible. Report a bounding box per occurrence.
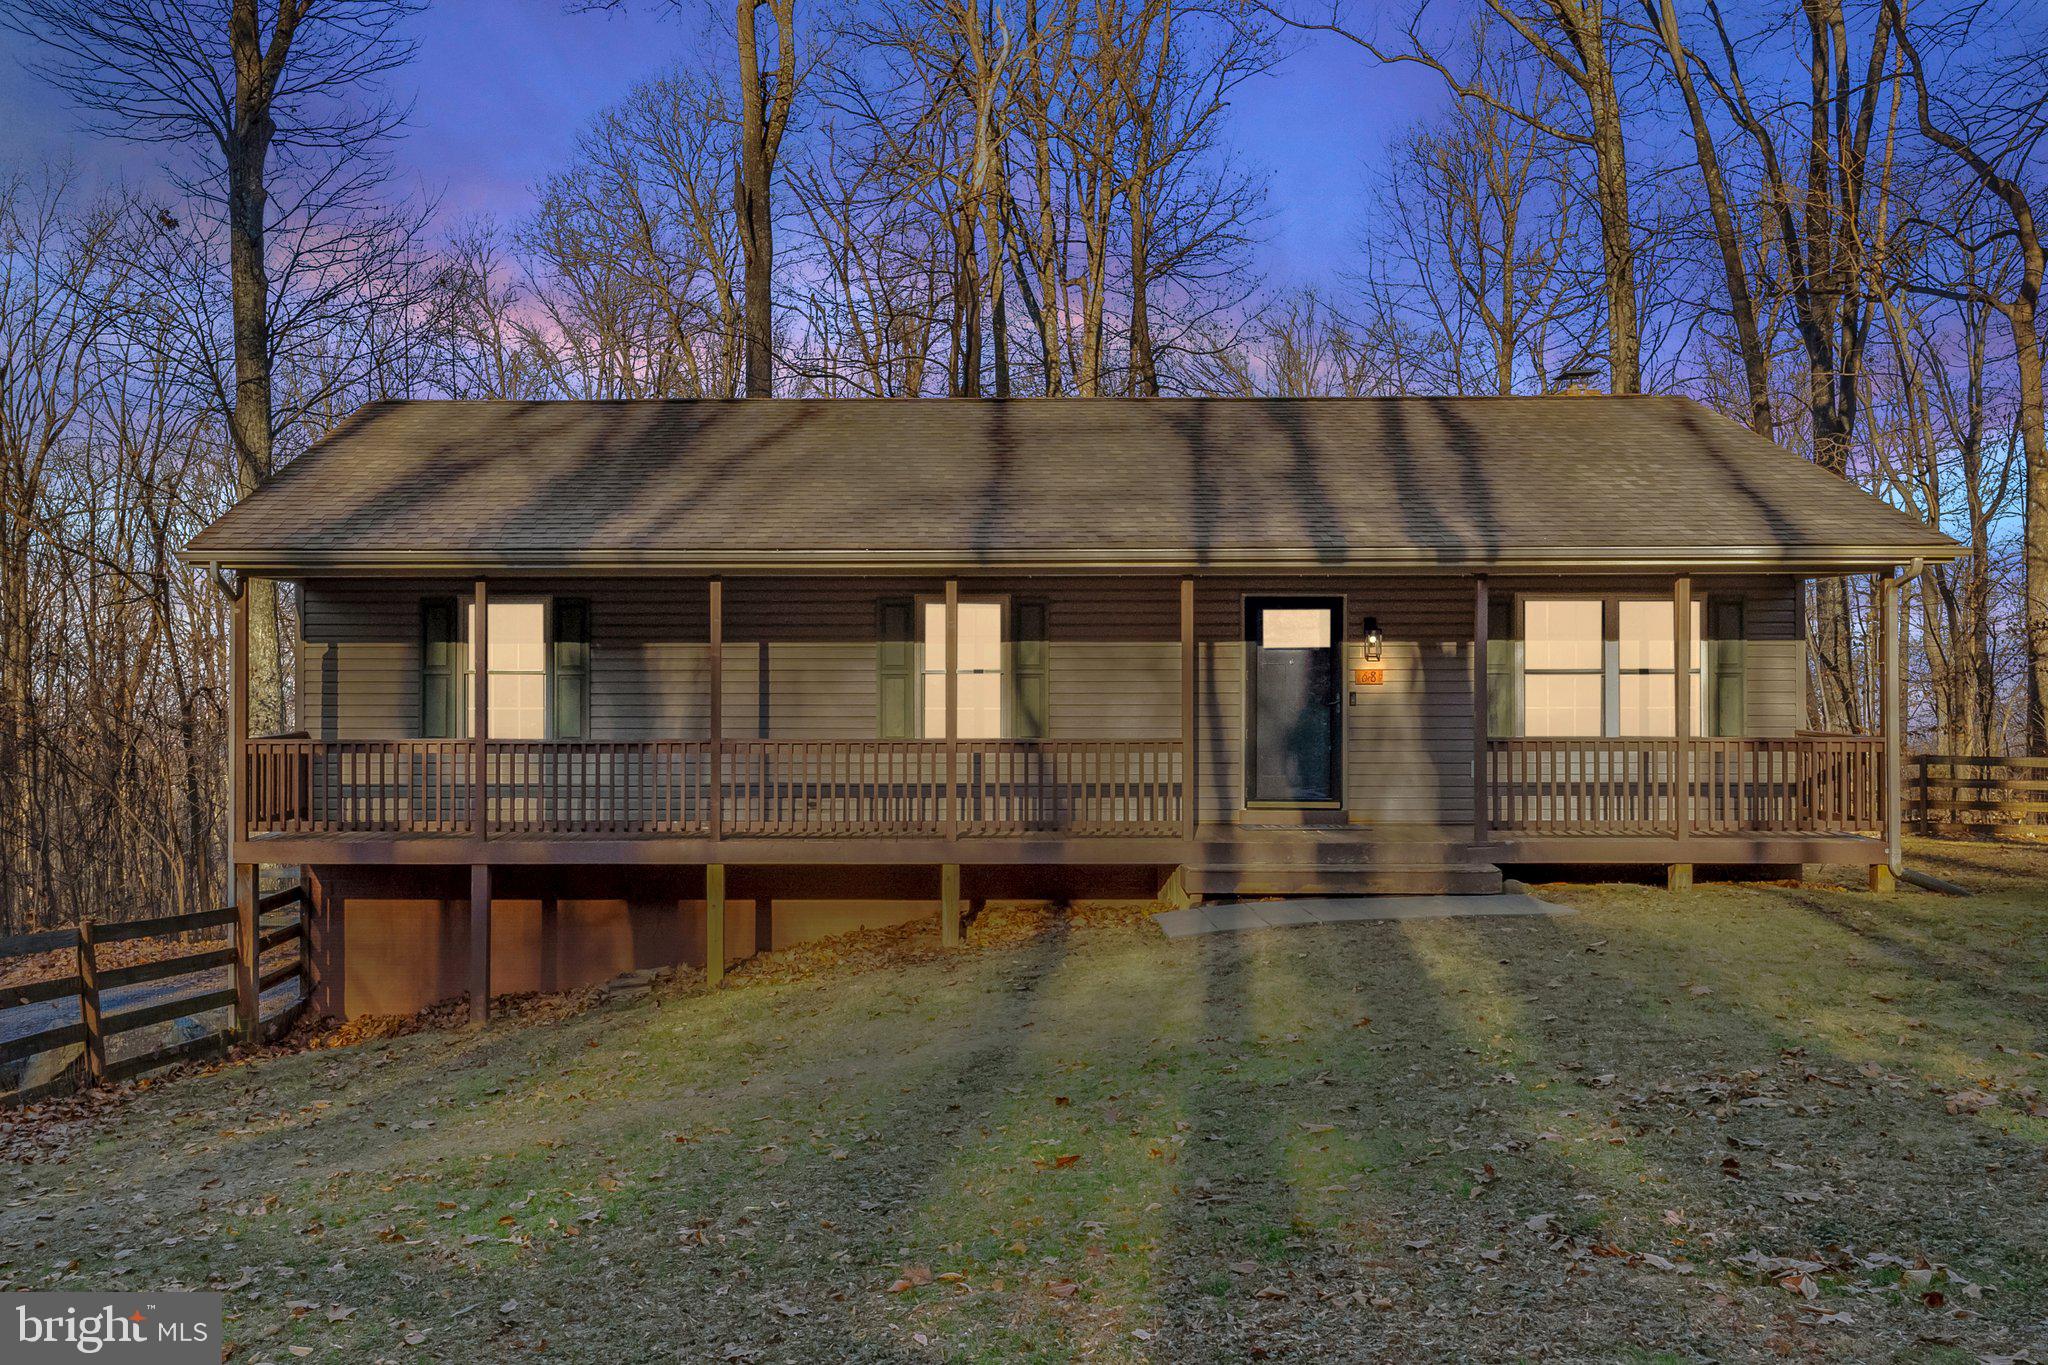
[467,600,547,672]
[957,672,1002,738]
[957,602,1003,671]
[920,598,1007,737]
[1262,608,1331,649]
[1524,673,1602,737]
[1524,599,1601,671]
[491,671,547,739]
[465,598,550,737]
[1618,599,1702,672]
[1617,672,1704,736]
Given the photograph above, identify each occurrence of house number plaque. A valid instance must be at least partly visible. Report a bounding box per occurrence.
[1352,666,1385,686]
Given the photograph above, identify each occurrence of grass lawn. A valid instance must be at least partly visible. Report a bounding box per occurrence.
[4,837,2046,1362]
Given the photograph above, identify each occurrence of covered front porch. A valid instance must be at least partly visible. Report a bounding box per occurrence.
[229,570,1902,871]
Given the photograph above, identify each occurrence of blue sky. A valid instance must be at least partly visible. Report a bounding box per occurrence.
[0,0,1442,291]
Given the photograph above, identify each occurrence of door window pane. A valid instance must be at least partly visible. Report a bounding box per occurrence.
[1261,608,1331,649]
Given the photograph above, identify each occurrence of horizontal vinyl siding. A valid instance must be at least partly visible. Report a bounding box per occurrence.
[1742,581,1804,736]
[297,582,424,740]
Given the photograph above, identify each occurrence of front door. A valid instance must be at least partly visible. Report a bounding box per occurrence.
[1246,598,1342,805]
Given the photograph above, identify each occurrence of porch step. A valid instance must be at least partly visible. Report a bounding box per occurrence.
[1185,861,1503,897]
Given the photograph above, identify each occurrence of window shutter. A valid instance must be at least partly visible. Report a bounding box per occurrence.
[877,598,915,738]
[1009,599,1050,739]
[421,597,458,738]
[1485,594,1519,737]
[553,598,591,739]
[1708,597,1746,737]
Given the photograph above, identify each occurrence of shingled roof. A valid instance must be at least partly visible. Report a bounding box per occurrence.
[183,396,1960,573]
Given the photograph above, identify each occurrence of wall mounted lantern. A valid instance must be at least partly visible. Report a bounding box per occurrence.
[1362,617,1383,662]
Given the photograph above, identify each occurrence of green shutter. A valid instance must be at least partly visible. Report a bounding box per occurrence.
[553,598,591,739]
[1485,594,1519,738]
[421,597,458,738]
[1009,599,1049,739]
[878,598,916,738]
[1708,597,1746,737]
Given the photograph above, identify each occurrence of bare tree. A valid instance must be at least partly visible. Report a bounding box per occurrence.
[5,0,424,730]
[1888,0,2048,750]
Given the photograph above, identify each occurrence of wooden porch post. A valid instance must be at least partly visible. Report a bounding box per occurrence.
[944,578,959,841]
[709,576,723,843]
[1673,574,1692,838]
[472,578,490,841]
[1471,574,1488,849]
[1876,567,1902,891]
[469,862,491,1024]
[1181,576,1197,840]
[1670,574,1693,890]
[706,863,726,984]
[229,580,258,1042]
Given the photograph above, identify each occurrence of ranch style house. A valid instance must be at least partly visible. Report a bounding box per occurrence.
[181,396,1962,1019]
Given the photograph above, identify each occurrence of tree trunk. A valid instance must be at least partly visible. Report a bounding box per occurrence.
[225,79,281,731]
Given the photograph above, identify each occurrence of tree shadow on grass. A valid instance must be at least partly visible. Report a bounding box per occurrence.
[1473,895,2048,1353]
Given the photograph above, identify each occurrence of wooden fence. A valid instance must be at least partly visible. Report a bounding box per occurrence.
[1907,754,2048,837]
[0,884,308,1104]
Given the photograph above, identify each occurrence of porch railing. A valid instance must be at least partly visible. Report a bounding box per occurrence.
[242,737,1185,839]
[1482,734,1884,837]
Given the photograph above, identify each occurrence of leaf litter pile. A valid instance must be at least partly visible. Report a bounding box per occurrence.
[2,837,2045,1362]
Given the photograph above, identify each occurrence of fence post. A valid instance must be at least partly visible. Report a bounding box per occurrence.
[76,920,105,1087]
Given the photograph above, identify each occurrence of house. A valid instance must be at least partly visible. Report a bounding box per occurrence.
[182,396,1961,1020]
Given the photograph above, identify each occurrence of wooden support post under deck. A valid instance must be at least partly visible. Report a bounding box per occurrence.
[469,863,492,1024]
[1667,863,1694,892]
[709,577,723,843]
[1471,575,1489,849]
[706,863,726,984]
[234,862,259,1042]
[1181,576,1197,840]
[228,576,258,1042]
[940,863,962,948]
[77,919,105,1085]
[1878,565,1902,889]
[472,578,490,840]
[944,579,959,841]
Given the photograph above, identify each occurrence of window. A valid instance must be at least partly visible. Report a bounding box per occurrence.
[1523,599,1603,737]
[921,599,1004,738]
[468,599,549,739]
[1519,596,1708,738]
[422,595,589,740]
[1616,599,1703,737]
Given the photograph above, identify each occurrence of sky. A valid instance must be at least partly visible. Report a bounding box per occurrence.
[0,0,1444,293]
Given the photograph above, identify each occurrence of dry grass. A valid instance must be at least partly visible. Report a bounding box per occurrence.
[2,838,2044,1362]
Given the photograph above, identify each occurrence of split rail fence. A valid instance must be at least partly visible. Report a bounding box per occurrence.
[1906,754,2048,838]
[0,885,307,1104]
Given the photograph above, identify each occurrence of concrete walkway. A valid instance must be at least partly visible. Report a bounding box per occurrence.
[1153,892,1573,940]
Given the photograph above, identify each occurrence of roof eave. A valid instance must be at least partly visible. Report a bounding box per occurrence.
[175,542,1966,575]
